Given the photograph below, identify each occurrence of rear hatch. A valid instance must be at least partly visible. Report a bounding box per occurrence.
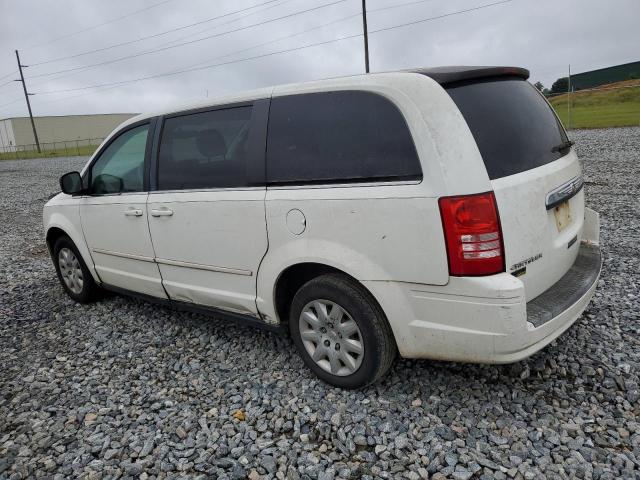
[440,70,583,301]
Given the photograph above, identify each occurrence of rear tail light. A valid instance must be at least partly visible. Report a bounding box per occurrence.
[438,191,505,276]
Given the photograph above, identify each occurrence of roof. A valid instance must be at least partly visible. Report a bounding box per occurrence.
[0,113,137,122]
[125,86,274,125]
[110,66,532,127]
[410,66,530,85]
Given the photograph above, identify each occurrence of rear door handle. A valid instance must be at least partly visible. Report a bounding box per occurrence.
[150,208,174,217]
[124,208,143,217]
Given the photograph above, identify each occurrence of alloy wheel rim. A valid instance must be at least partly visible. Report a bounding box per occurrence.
[299,299,364,376]
[58,247,84,295]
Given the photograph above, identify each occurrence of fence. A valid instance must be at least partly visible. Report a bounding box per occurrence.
[0,138,105,160]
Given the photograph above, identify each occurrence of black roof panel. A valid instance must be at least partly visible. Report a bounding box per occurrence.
[410,66,530,85]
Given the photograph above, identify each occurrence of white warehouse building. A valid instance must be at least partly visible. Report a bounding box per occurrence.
[0,113,136,152]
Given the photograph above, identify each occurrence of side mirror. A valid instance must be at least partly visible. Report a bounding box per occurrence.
[59,171,83,195]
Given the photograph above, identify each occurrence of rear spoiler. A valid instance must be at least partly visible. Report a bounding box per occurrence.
[410,66,530,85]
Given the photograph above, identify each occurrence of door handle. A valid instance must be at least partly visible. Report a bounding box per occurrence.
[124,208,143,217]
[150,208,174,217]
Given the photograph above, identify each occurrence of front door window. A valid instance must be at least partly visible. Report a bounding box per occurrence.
[90,125,149,194]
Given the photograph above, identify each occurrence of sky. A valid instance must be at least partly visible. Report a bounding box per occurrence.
[0,0,638,119]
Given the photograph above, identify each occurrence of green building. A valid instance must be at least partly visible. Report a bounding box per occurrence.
[571,61,640,90]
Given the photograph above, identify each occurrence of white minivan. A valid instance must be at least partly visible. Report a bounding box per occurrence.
[44,66,601,388]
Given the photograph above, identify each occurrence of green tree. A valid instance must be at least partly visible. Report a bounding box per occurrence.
[534,81,545,92]
[551,77,569,94]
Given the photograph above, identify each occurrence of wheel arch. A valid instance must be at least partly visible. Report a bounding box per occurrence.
[44,214,100,283]
[45,226,68,254]
[271,262,395,343]
[273,262,341,326]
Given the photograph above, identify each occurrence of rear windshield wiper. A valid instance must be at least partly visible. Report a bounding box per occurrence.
[551,140,574,153]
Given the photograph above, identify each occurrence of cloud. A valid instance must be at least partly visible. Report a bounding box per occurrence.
[0,0,637,117]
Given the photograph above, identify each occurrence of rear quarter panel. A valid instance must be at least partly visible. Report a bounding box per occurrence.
[256,184,448,323]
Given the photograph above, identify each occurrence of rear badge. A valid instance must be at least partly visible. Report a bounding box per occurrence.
[546,175,584,210]
[510,253,543,276]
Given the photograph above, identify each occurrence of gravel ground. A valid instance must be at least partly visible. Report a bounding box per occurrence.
[1,128,639,480]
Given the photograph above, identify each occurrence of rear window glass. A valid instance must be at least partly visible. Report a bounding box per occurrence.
[266,90,421,184]
[158,106,252,190]
[445,78,569,179]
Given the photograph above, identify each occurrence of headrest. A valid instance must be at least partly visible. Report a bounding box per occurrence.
[196,129,227,157]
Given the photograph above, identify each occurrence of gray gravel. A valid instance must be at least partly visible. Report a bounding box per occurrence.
[1,128,639,479]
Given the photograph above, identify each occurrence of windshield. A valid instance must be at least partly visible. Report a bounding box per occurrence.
[445,77,569,179]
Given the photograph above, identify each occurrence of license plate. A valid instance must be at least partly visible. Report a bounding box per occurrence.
[554,200,572,232]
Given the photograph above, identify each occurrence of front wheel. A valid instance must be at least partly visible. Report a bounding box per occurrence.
[289,274,396,389]
[52,236,102,303]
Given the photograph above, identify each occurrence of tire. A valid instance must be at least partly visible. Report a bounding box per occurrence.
[289,273,396,389]
[52,235,102,303]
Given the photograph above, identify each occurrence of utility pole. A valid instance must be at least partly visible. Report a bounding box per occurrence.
[361,0,370,73]
[567,64,572,131]
[15,50,40,153]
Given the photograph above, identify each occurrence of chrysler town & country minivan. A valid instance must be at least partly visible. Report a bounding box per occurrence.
[44,66,601,388]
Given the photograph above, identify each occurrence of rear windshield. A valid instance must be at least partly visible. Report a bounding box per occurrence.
[445,77,569,179]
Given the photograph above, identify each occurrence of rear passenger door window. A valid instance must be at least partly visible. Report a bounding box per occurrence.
[158,106,253,190]
[266,91,421,185]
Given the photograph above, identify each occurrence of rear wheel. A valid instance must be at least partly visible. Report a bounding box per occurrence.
[53,236,101,303]
[289,273,396,388]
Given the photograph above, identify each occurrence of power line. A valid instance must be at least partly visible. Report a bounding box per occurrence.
[30,0,514,97]
[34,33,363,95]
[0,98,23,109]
[0,79,18,89]
[19,0,446,94]
[27,0,347,80]
[25,0,178,50]
[0,0,450,103]
[23,0,294,86]
[24,0,466,88]
[0,71,18,82]
[29,85,124,107]
[169,12,360,75]
[28,12,361,107]
[28,0,438,71]
[133,0,298,52]
[151,0,436,53]
[3,12,358,108]
[368,0,437,13]
[372,0,513,35]
[28,0,285,67]
[26,0,298,89]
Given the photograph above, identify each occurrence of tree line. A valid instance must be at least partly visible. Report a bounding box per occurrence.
[534,78,569,96]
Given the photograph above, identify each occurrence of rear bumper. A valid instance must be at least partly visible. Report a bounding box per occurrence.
[363,208,601,363]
